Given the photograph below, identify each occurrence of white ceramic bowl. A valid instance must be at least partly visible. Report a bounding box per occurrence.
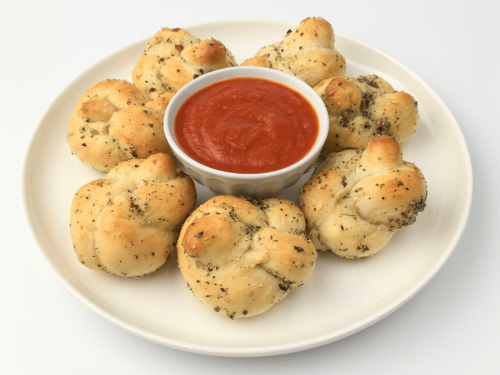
[165,67,328,197]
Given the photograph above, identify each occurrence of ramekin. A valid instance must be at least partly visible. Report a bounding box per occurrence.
[164,67,328,197]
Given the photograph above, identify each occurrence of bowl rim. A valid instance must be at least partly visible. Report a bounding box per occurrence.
[164,66,329,180]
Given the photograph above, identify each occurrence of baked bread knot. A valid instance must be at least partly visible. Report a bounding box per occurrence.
[70,153,197,277]
[178,196,317,319]
[299,135,427,258]
[314,74,418,155]
[241,17,346,87]
[133,27,237,94]
[67,79,174,172]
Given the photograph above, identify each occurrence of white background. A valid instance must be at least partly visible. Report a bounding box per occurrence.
[2,0,499,373]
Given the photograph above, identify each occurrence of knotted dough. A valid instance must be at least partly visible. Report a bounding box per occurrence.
[314,74,418,155]
[178,196,317,319]
[133,27,237,94]
[70,153,196,277]
[241,17,346,87]
[299,135,427,258]
[67,79,173,172]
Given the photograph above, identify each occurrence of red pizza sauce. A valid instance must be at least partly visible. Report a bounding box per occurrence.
[175,77,319,174]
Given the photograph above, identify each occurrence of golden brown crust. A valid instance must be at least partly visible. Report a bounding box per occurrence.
[132,28,237,94]
[70,153,197,277]
[67,79,173,172]
[241,17,345,87]
[314,74,419,155]
[177,196,317,319]
[299,136,427,258]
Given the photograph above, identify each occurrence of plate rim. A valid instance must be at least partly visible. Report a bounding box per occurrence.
[21,18,473,357]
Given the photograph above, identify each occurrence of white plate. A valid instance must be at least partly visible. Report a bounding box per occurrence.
[22,20,472,357]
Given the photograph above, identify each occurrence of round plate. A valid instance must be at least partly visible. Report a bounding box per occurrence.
[22,19,472,357]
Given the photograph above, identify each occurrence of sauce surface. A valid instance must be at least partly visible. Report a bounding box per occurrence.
[175,77,319,174]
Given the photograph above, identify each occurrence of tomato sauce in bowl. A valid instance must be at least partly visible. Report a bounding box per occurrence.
[174,77,319,174]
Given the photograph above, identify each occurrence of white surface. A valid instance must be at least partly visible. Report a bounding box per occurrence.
[165,65,329,197]
[22,20,471,356]
[2,0,499,373]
